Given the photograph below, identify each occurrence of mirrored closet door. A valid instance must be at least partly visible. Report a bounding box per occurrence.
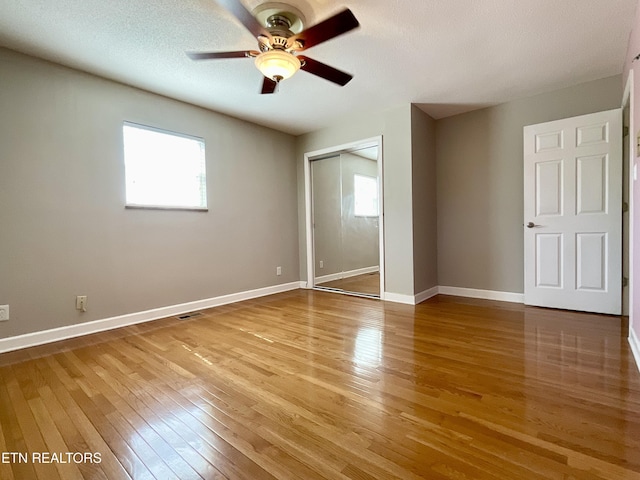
[311,146,380,297]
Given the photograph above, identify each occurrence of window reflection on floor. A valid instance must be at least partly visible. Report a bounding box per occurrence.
[354,327,382,368]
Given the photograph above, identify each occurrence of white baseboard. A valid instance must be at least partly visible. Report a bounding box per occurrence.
[384,285,518,306]
[0,281,562,354]
[0,281,301,354]
[382,292,416,305]
[383,286,438,305]
[438,286,524,304]
[629,328,640,373]
[415,286,439,304]
[315,266,379,284]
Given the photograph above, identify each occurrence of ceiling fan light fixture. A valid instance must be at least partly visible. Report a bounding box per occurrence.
[255,50,301,81]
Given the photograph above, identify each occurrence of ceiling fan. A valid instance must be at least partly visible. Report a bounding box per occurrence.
[187,0,360,94]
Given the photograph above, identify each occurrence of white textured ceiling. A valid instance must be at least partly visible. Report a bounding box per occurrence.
[0,0,636,135]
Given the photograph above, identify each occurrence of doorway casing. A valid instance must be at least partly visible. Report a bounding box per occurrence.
[304,136,385,298]
[622,69,638,369]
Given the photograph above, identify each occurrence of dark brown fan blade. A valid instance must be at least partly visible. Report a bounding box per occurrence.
[217,0,271,39]
[298,56,353,86]
[186,51,258,60]
[261,76,278,94]
[287,9,359,51]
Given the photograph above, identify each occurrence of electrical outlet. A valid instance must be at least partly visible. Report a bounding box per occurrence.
[276,266,282,276]
[0,305,8,321]
[76,296,87,312]
[320,260,324,269]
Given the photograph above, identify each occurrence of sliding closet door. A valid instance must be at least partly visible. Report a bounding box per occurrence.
[311,156,344,286]
[339,150,380,295]
[311,147,380,297]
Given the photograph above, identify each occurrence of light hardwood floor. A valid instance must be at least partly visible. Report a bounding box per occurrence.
[0,290,639,479]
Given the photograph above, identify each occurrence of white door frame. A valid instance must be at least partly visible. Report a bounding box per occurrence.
[304,135,385,298]
[622,70,634,318]
[623,70,635,333]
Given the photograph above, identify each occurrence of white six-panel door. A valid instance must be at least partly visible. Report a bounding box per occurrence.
[524,109,622,314]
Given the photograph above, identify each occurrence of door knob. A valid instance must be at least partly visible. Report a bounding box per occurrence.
[526,222,536,228]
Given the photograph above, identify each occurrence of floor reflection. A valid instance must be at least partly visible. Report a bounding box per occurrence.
[524,307,625,386]
[523,307,639,465]
[317,272,380,296]
[354,327,382,368]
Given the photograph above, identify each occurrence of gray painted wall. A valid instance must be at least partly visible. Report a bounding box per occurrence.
[435,75,623,293]
[0,49,623,344]
[411,106,438,293]
[0,48,299,339]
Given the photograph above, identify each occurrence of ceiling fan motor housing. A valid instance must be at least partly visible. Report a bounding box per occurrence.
[258,12,300,52]
[265,35,289,50]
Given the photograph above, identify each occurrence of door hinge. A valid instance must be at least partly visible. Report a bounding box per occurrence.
[623,277,629,288]
[623,201,629,213]
[624,126,630,137]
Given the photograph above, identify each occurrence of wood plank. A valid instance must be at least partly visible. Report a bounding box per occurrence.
[36,385,110,480]
[0,290,638,479]
[0,410,15,480]
[26,396,85,480]
[0,368,28,480]
[46,353,179,479]
[94,344,278,480]
[38,357,132,479]
[5,364,61,480]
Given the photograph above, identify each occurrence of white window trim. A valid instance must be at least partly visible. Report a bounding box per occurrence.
[123,121,208,211]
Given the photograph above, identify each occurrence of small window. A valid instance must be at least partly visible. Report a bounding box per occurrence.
[123,122,207,210]
[354,174,378,217]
